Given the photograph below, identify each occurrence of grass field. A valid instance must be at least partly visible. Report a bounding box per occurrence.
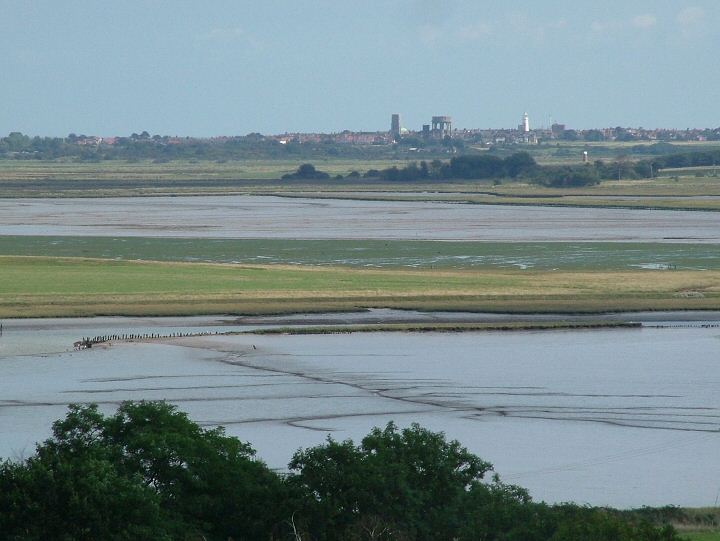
[0,159,418,182]
[0,159,719,211]
[1,236,718,271]
[1,256,719,317]
[275,173,720,211]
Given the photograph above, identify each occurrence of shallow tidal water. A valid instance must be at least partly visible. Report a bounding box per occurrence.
[1,195,719,241]
[1,315,719,508]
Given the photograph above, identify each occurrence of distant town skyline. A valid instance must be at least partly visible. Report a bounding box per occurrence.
[5,114,720,140]
[14,121,718,148]
[2,1,719,136]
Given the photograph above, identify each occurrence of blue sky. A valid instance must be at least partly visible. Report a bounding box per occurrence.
[1,0,719,136]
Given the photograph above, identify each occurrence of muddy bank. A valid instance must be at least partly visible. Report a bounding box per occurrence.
[233,308,720,326]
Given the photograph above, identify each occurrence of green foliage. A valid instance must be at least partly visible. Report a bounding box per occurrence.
[287,148,719,186]
[288,422,495,540]
[282,163,331,180]
[0,132,453,162]
[359,152,538,182]
[354,151,607,186]
[549,506,679,541]
[458,483,556,541]
[0,402,285,541]
[534,164,601,187]
[0,403,685,541]
[683,532,720,541]
[503,151,538,177]
[0,453,166,540]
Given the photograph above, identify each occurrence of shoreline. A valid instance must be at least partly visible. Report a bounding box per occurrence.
[3,301,720,320]
[35,310,720,348]
[78,321,645,346]
[0,183,718,214]
[4,309,720,325]
[241,320,643,335]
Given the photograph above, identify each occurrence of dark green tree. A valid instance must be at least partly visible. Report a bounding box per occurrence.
[282,163,331,179]
[584,129,605,142]
[503,151,537,177]
[288,422,493,541]
[0,402,286,541]
[0,452,166,540]
[0,404,684,541]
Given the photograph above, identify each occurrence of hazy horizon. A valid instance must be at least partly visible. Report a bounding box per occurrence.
[2,1,719,137]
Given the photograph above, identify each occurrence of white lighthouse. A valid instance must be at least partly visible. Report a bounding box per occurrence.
[522,112,530,133]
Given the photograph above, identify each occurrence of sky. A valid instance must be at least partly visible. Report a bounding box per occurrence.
[1,0,719,136]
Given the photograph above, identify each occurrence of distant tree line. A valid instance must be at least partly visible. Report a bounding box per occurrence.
[3,130,719,187]
[556,127,720,142]
[285,146,720,187]
[5,130,716,164]
[0,132,455,162]
[0,401,680,540]
[331,149,720,187]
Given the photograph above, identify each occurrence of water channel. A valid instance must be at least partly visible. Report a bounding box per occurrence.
[1,312,718,508]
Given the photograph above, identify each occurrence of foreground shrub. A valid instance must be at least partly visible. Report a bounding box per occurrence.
[0,402,681,541]
[0,402,286,540]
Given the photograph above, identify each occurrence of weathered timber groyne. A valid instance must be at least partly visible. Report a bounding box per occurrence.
[73,330,221,350]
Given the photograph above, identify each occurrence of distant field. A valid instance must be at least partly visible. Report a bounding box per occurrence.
[0,159,719,210]
[275,171,720,210]
[0,159,417,181]
[1,236,719,271]
[1,256,718,317]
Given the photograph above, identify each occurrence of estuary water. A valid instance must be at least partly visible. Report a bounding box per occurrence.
[1,195,719,241]
[1,314,719,508]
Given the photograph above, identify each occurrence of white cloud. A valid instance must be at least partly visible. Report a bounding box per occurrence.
[632,14,657,29]
[677,6,704,26]
[417,10,570,48]
[498,11,565,43]
[457,22,492,41]
[591,14,657,34]
[590,19,623,33]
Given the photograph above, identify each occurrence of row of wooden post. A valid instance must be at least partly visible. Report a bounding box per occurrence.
[73,330,220,350]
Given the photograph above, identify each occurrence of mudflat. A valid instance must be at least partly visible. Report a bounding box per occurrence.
[2,195,720,241]
[2,319,719,508]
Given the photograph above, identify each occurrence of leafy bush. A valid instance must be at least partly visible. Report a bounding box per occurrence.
[0,402,682,541]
